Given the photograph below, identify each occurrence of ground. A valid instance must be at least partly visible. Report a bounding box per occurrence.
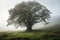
[0,31,60,40]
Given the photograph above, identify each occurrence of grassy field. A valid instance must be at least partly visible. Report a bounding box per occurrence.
[0,31,60,40]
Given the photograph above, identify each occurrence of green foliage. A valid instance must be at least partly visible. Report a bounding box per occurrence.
[7,1,51,26]
[7,1,51,31]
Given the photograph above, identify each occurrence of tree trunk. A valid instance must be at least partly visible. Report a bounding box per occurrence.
[26,26,32,32]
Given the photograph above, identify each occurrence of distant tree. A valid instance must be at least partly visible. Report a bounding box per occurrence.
[7,1,51,31]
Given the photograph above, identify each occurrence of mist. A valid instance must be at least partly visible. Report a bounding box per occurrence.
[0,0,60,32]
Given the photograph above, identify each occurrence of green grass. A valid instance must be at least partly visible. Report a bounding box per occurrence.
[0,31,60,40]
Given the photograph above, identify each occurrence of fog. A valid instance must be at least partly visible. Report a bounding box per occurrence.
[0,0,60,32]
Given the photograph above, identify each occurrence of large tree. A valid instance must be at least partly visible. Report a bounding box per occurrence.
[7,1,51,31]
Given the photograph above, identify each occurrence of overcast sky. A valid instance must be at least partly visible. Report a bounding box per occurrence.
[0,0,60,32]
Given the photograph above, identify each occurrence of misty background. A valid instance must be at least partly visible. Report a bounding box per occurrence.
[0,0,60,32]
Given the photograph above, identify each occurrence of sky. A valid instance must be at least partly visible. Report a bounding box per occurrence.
[0,0,60,32]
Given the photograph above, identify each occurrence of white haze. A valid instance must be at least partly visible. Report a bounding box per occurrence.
[0,0,60,32]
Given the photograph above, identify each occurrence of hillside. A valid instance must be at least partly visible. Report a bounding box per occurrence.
[0,22,60,40]
[39,21,60,32]
[0,32,60,40]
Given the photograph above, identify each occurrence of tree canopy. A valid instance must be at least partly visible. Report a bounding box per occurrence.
[7,1,51,31]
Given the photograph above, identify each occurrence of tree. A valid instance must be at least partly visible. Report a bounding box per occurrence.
[7,1,51,32]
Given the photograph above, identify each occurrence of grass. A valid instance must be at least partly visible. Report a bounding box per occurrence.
[0,31,60,40]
